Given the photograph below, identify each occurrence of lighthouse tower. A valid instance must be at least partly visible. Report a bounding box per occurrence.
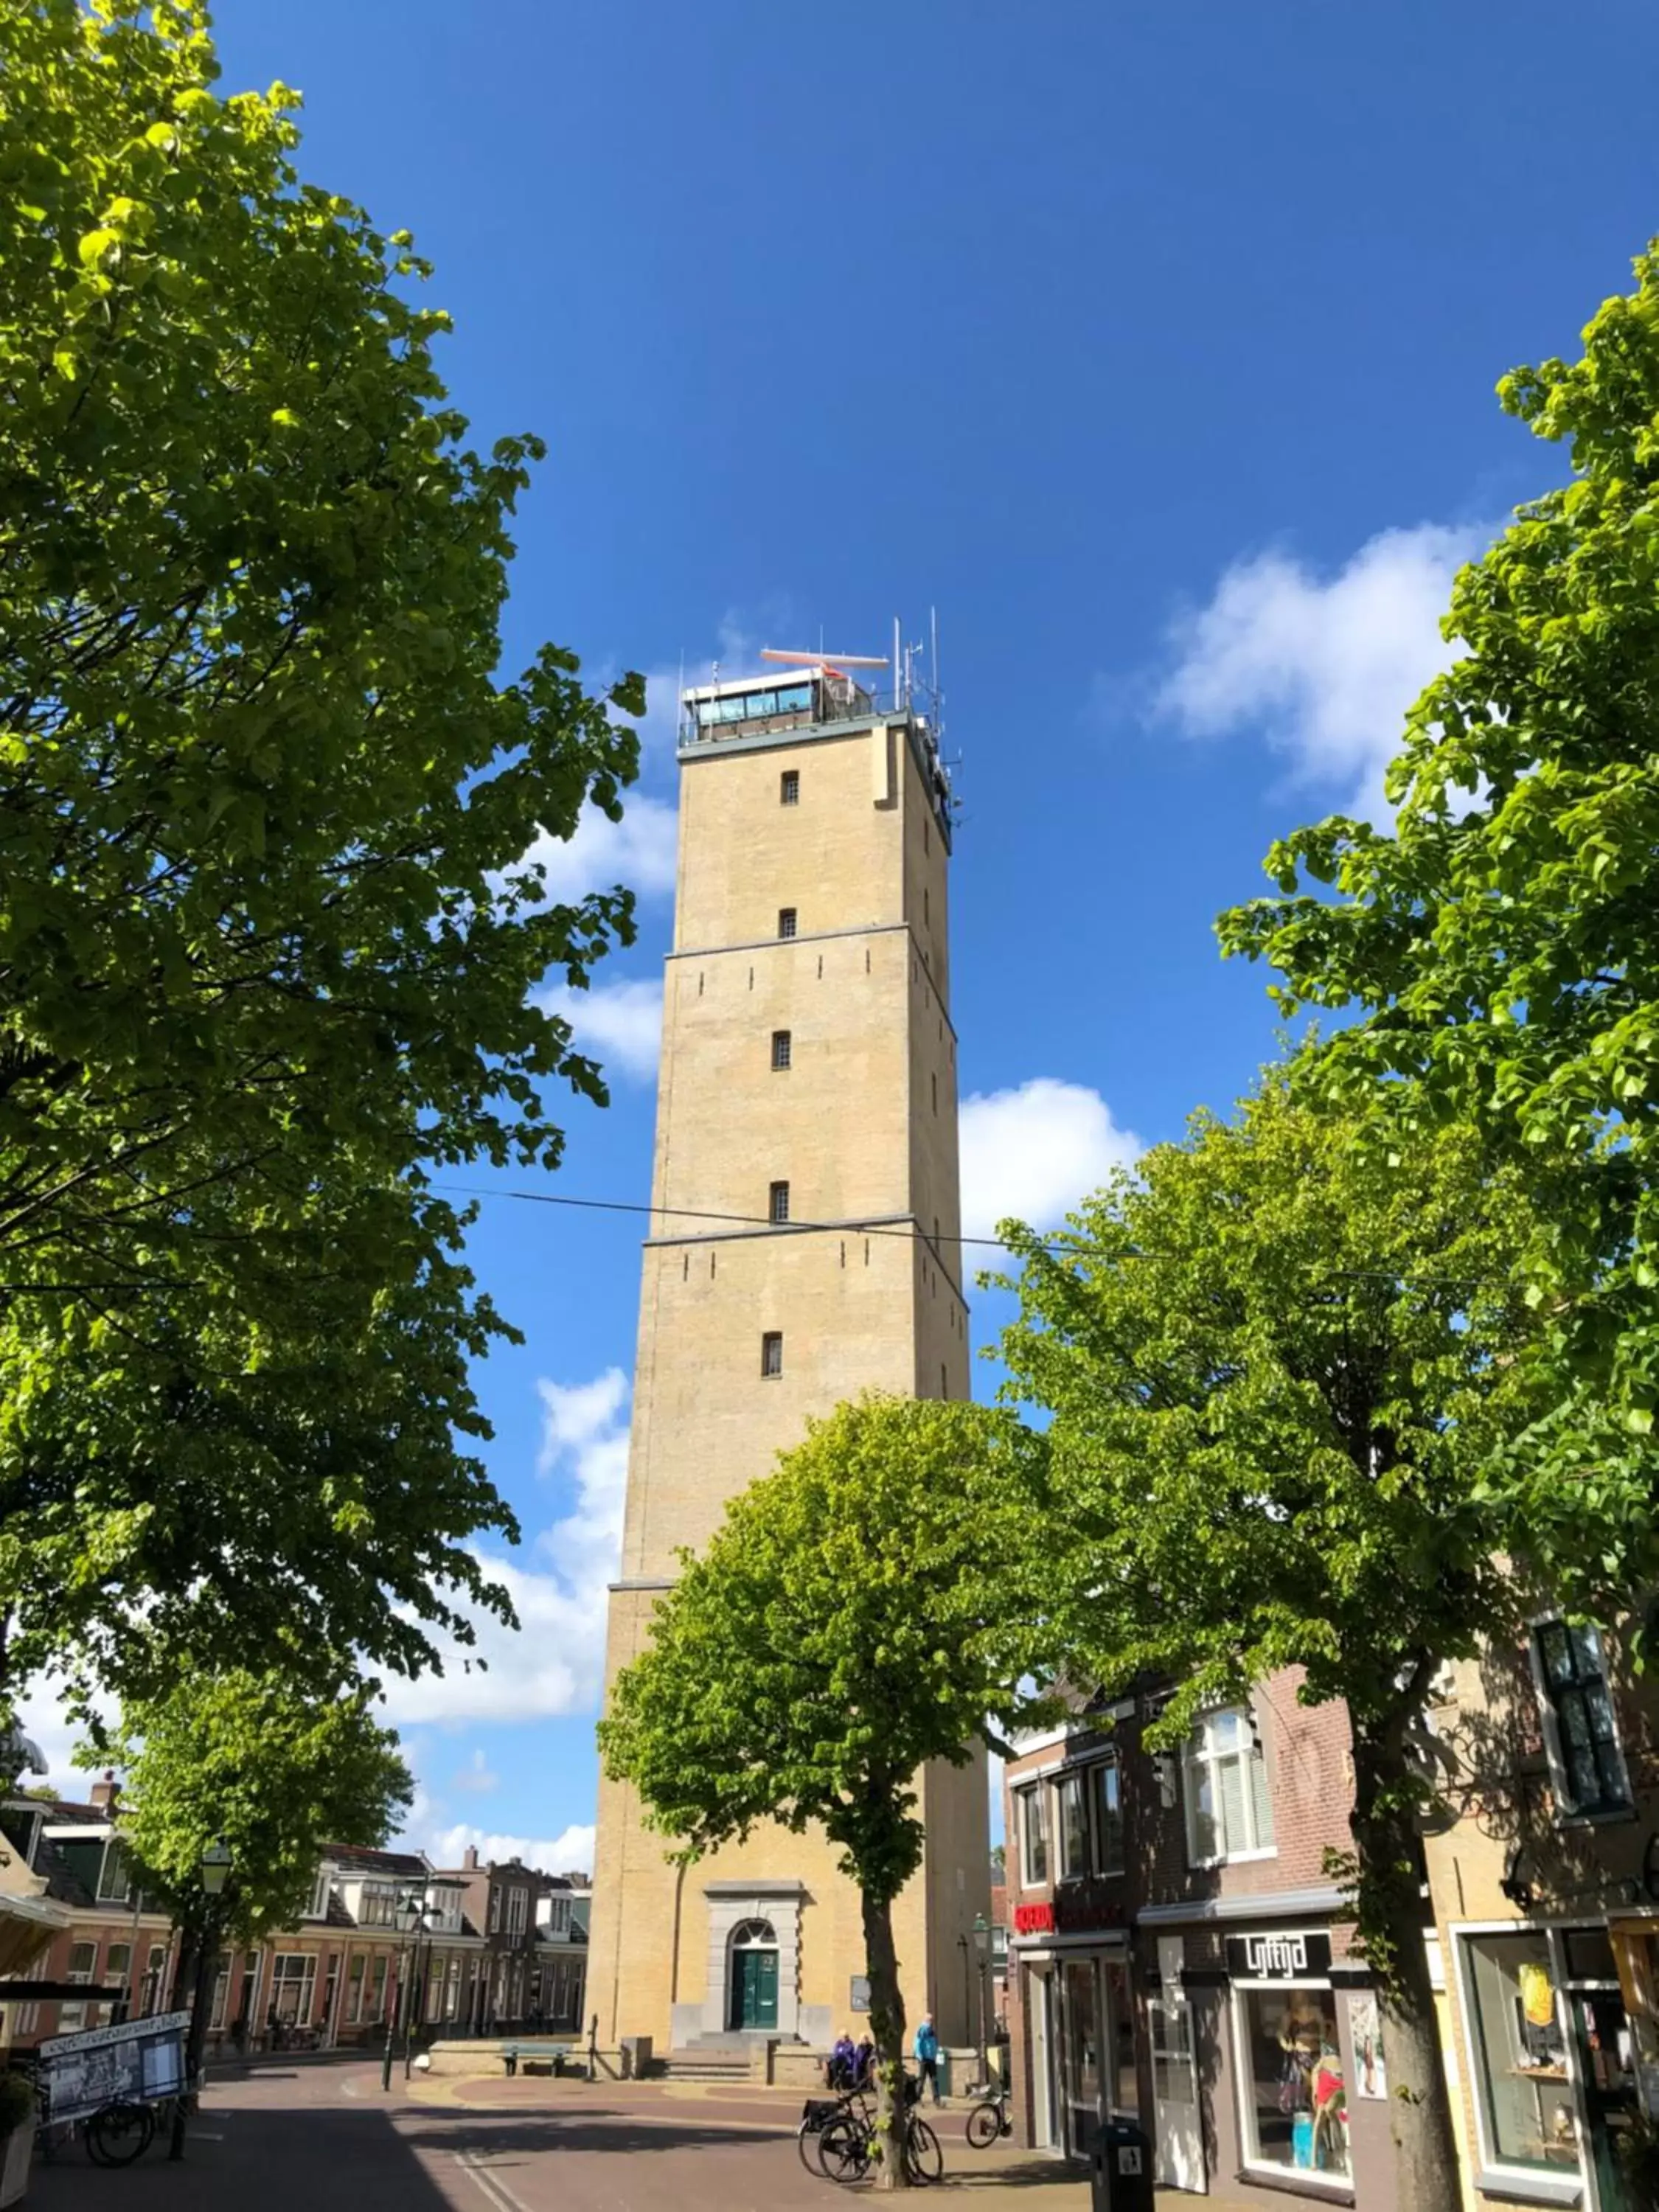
[586,653,984,2053]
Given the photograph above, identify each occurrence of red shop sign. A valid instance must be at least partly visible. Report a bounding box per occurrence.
[1014,1902,1055,1935]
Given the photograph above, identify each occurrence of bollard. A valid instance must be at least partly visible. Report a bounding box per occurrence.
[1088,2118,1154,2212]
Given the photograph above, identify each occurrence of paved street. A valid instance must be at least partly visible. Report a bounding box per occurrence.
[27,2061,1259,2212]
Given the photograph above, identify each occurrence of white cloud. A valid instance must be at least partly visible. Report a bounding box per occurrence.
[10,1681,103,1795]
[1155,522,1487,821]
[537,977,663,1083]
[452,1748,498,1795]
[515,793,678,907]
[424,1821,595,1877]
[959,1079,1141,1245]
[380,1368,630,1729]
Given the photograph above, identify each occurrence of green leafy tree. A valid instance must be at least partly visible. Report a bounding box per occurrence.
[0,3,645,1699]
[1218,240,1659,1624]
[598,1397,1054,2191]
[86,1666,411,2070]
[993,1080,1542,2212]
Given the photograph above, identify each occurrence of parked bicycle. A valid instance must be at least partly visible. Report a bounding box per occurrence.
[815,2073,942,2187]
[964,2081,1012,2150]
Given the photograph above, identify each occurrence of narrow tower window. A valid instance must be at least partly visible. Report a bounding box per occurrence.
[761,1332,784,1379]
[924,887,930,925]
[769,1180,790,1225]
[778,908,798,939]
[780,769,800,806]
[771,1030,792,1071]
[931,1071,938,1115]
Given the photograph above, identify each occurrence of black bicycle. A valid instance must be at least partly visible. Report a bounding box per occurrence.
[964,2081,1012,2150]
[817,2076,942,2186]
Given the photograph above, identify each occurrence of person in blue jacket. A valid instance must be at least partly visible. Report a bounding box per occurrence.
[913,2012,942,2104]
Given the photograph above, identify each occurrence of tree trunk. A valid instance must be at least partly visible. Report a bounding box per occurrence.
[860,1888,911,2192]
[1349,1726,1461,2212]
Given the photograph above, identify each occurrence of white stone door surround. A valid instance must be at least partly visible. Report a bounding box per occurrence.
[695,1879,805,2039]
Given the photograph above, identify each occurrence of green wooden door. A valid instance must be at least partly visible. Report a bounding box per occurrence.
[732,1946,779,2030]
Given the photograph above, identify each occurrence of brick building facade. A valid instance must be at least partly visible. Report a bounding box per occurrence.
[0,1784,588,2055]
[1004,1672,1400,2205]
[1005,1627,1659,2211]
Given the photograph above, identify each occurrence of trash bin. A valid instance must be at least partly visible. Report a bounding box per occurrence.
[1089,2118,1153,2212]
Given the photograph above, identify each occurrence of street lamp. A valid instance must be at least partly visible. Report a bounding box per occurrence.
[972,1913,990,2083]
[382,1888,436,2092]
[170,1838,233,2161]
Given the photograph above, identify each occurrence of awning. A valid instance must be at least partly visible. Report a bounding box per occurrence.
[0,1891,71,1979]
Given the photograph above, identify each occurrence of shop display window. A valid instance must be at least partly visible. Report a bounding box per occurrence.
[1461,1931,1576,2173]
[1235,1983,1349,2178]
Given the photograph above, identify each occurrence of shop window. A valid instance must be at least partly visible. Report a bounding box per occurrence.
[1461,1930,1575,2175]
[1057,1773,1088,1882]
[1534,1619,1632,1818]
[1183,1707,1274,1865]
[347,1954,366,2023]
[1018,1784,1049,1888]
[1234,1983,1348,2179]
[1092,1758,1124,1877]
[270,1952,317,2025]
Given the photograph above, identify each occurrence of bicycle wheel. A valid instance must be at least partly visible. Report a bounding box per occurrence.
[87,2099,155,2168]
[798,2118,829,2174]
[965,2101,1002,2150]
[818,2114,872,2184]
[905,2116,943,2185]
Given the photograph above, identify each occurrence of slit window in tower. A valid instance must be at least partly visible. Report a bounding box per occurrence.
[771,1029,792,1071]
[769,1180,790,1225]
[761,1332,784,1380]
[778,908,798,939]
[780,769,799,806]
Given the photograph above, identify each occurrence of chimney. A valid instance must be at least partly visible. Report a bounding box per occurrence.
[462,1846,479,1871]
[90,1770,119,1813]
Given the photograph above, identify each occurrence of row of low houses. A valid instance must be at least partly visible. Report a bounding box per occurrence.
[1003,1611,1659,2212]
[0,1775,590,2055]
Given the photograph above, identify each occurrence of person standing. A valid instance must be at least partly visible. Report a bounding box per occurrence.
[914,2013,942,2105]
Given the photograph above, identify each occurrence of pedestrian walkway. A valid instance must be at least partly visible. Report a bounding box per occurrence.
[28,2060,1262,2212]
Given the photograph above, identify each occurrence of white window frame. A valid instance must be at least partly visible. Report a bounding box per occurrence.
[1528,1618,1633,1824]
[270,1952,318,2025]
[1229,1976,1349,2195]
[1450,1919,1590,2205]
[58,1941,99,2032]
[507,1888,529,1936]
[307,1865,333,1920]
[1183,1706,1276,1868]
[97,1840,133,1904]
[1018,1784,1049,1888]
[487,1887,503,1934]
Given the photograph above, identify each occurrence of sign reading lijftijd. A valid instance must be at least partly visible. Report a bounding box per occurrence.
[38,2008,189,2126]
[1224,1932,1332,1981]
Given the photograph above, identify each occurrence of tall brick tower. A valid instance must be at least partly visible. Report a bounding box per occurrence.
[587,653,985,2054]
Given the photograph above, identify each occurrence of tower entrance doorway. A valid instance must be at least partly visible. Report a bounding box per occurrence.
[728,1919,779,2031]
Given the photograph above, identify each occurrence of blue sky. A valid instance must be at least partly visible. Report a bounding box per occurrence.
[36,3,1659,1864]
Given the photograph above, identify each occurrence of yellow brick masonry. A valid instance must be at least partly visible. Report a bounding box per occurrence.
[588,703,985,2054]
